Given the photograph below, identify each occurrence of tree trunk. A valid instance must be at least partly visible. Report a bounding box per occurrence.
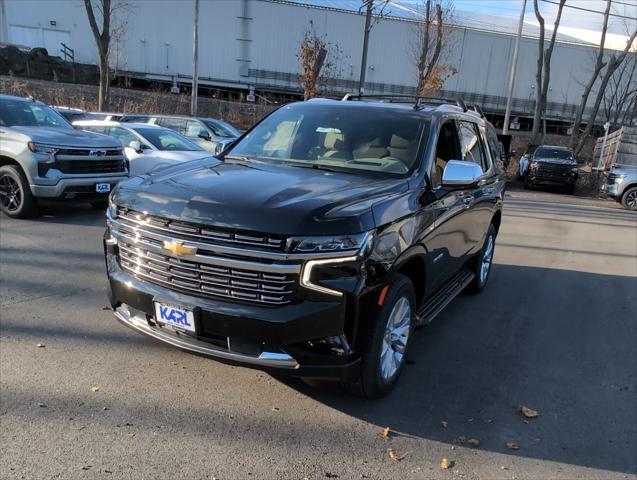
[98,50,110,111]
[539,0,565,130]
[531,0,544,144]
[570,0,612,150]
[417,0,431,95]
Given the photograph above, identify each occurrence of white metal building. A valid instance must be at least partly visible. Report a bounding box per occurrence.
[0,0,633,125]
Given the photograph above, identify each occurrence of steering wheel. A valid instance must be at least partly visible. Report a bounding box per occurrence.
[164,143,178,150]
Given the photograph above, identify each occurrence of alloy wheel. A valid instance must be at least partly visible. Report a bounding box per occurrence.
[626,190,637,209]
[380,296,411,381]
[0,174,22,212]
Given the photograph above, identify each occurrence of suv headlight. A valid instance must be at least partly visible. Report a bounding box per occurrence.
[289,232,373,253]
[297,232,373,297]
[27,142,59,154]
[529,161,539,169]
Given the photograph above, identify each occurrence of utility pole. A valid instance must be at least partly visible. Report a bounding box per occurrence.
[359,0,373,96]
[503,0,527,135]
[191,0,199,116]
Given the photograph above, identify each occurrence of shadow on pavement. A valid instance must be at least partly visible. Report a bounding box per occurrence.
[282,264,637,475]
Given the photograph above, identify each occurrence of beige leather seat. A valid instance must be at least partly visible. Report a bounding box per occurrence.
[322,132,351,159]
[353,138,388,160]
[389,135,417,164]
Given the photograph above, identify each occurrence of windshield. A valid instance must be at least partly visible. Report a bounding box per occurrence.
[131,127,202,151]
[228,104,428,176]
[535,148,574,160]
[0,99,72,128]
[203,119,240,138]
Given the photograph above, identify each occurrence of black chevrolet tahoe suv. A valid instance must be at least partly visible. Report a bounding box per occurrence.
[104,96,505,398]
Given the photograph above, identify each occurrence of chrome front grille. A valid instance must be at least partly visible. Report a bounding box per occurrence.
[118,240,297,305]
[117,208,285,251]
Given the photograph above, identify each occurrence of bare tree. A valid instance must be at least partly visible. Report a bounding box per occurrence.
[531,0,566,144]
[297,24,342,100]
[602,53,637,128]
[83,0,131,111]
[569,0,612,150]
[414,0,456,96]
[572,28,637,155]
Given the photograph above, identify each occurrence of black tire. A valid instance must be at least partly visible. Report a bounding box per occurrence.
[343,274,416,399]
[0,165,39,219]
[466,223,496,294]
[621,186,637,211]
[523,177,531,190]
[564,184,575,195]
[90,200,109,209]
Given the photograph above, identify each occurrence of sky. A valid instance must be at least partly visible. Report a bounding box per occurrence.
[399,0,637,49]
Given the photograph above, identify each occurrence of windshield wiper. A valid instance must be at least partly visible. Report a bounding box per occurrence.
[224,155,252,162]
[289,162,341,173]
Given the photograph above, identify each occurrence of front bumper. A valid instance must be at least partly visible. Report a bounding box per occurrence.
[105,245,362,380]
[526,172,577,186]
[31,176,129,199]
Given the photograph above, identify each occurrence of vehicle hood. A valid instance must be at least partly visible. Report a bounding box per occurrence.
[534,157,576,166]
[113,158,408,235]
[8,126,122,148]
[142,150,212,162]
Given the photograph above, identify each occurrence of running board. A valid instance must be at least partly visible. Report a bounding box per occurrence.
[416,269,474,326]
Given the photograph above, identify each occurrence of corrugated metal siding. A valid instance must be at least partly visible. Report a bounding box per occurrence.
[1,0,625,119]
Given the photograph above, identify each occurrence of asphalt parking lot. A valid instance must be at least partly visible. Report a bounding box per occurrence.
[1,188,636,480]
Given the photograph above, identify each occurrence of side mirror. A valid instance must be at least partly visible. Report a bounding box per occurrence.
[442,160,484,188]
[198,130,211,141]
[128,140,142,153]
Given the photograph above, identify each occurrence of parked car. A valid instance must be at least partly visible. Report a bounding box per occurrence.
[602,165,637,211]
[74,121,211,176]
[0,94,128,218]
[104,96,505,398]
[121,114,240,154]
[523,145,578,193]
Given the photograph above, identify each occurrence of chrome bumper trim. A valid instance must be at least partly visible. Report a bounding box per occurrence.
[113,305,300,369]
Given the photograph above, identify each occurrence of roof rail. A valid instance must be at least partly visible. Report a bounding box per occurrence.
[341,93,468,112]
[467,103,484,118]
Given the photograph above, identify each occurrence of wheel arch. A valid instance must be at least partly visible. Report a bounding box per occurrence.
[392,250,428,309]
[491,209,502,235]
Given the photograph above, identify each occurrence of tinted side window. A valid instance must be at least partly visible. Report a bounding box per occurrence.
[159,117,187,134]
[108,127,137,145]
[185,120,204,138]
[457,121,487,171]
[431,120,462,188]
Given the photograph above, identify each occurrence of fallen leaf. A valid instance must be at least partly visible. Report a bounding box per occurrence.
[440,458,453,469]
[467,438,480,447]
[325,472,339,478]
[80,466,92,470]
[440,421,448,428]
[100,305,110,310]
[387,448,407,461]
[518,405,539,418]
[38,403,47,408]
[506,442,520,450]
[90,386,99,393]
[379,426,391,439]
[36,343,45,348]
[102,407,109,411]
[271,407,280,412]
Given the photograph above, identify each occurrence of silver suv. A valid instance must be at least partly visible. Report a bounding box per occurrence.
[603,165,637,211]
[0,94,128,218]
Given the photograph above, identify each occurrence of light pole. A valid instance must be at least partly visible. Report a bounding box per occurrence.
[359,0,373,96]
[191,0,199,116]
[503,0,527,135]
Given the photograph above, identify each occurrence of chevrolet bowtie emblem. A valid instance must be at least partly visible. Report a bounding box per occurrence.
[163,240,195,257]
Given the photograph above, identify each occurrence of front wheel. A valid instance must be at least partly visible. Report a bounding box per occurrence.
[466,223,496,294]
[0,165,39,218]
[621,186,637,211]
[344,274,416,399]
